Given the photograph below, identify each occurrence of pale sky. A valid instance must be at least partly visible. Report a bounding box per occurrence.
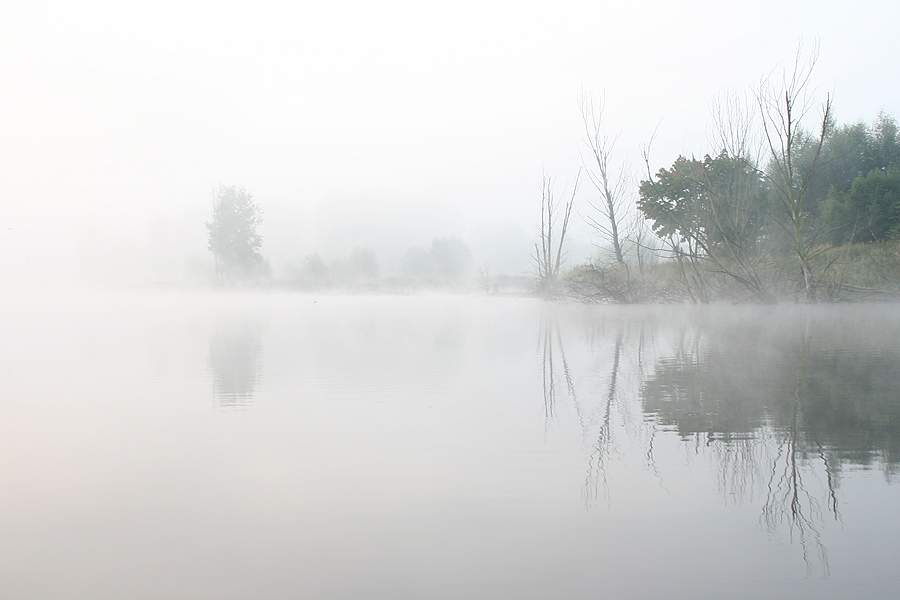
[2,0,899,283]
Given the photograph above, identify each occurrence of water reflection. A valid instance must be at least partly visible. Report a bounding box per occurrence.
[541,313,662,507]
[641,314,900,471]
[539,313,574,423]
[208,320,263,409]
[582,329,625,507]
[548,306,900,575]
[10,294,900,596]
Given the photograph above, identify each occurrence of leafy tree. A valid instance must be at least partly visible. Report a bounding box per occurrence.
[640,153,768,246]
[801,112,900,232]
[639,152,772,300]
[824,168,900,244]
[206,185,264,281]
[813,121,872,197]
[639,156,703,242]
[871,111,900,169]
[813,113,900,245]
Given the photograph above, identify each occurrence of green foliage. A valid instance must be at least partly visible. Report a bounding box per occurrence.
[811,120,872,197]
[638,156,706,241]
[823,168,900,244]
[805,112,900,239]
[630,111,900,302]
[206,185,264,281]
[638,152,768,251]
[872,111,900,169]
[638,152,775,300]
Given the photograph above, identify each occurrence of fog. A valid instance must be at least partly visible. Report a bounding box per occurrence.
[2,0,899,288]
[3,291,900,597]
[6,6,900,596]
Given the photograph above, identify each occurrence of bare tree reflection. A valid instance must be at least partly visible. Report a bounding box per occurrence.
[584,330,623,507]
[539,311,581,427]
[540,315,560,423]
[209,321,262,409]
[540,313,663,507]
[637,323,667,491]
[761,321,839,576]
[761,416,833,576]
[709,434,768,507]
[542,306,900,575]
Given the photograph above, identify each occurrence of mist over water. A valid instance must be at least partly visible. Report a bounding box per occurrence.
[2,291,899,598]
[4,2,900,596]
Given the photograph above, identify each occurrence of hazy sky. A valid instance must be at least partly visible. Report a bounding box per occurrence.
[2,0,899,283]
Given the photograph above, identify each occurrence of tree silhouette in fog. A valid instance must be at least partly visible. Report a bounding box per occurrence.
[206,185,264,282]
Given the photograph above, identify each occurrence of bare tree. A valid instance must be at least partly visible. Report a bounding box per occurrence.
[533,171,580,298]
[757,44,833,302]
[580,92,628,264]
[625,210,660,274]
[702,92,777,302]
[710,89,760,161]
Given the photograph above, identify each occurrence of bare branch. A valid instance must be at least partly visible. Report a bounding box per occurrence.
[579,91,629,264]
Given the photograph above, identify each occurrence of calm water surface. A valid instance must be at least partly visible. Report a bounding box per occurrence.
[2,291,899,599]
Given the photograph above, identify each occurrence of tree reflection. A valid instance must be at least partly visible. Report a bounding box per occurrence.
[209,321,262,409]
[541,312,661,507]
[640,311,900,575]
[583,330,623,507]
[539,314,566,423]
[761,419,835,575]
[758,323,839,574]
[546,306,900,575]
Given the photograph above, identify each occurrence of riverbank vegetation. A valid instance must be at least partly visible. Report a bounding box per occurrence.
[205,48,900,303]
[545,48,900,303]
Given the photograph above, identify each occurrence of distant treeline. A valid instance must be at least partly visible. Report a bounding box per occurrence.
[285,237,477,291]
[205,186,502,291]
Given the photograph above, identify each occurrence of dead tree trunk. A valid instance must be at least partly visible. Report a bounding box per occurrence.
[580,93,628,264]
[757,45,832,302]
[533,171,579,298]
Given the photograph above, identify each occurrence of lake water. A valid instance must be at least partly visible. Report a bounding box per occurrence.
[2,291,899,599]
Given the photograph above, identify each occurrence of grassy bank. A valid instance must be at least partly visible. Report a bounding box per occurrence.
[560,240,900,303]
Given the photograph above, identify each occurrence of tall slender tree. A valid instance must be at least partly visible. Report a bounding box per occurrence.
[533,172,579,298]
[580,92,628,264]
[757,46,832,301]
[206,185,264,282]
